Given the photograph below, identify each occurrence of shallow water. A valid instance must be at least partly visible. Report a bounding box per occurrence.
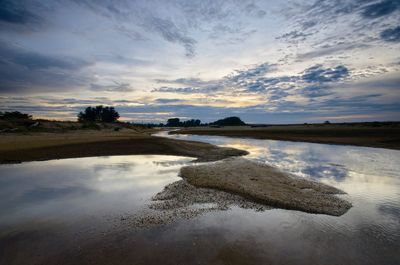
[1,133,399,265]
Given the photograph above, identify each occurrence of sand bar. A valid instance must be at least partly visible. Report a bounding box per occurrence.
[180,157,352,216]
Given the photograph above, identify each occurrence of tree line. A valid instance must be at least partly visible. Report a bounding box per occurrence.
[77,106,246,127]
[1,106,247,127]
[164,116,245,127]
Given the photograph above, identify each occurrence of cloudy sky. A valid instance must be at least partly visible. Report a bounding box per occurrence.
[0,0,399,123]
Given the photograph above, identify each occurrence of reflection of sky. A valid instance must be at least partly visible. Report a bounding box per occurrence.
[1,134,400,264]
[163,132,400,253]
[0,155,193,227]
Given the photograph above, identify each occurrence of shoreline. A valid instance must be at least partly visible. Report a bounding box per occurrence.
[171,125,400,150]
[0,130,247,164]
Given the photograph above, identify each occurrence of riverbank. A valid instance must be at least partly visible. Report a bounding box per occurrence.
[171,123,400,150]
[0,129,247,164]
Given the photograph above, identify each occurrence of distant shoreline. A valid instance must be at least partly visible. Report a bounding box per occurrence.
[171,124,400,150]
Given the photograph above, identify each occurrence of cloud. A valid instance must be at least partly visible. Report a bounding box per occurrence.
[153,76,223,94]
[0,0,43,26]
[154,98,183,104]
[155,77,207,86]
[361,0,400,19]
[144,16,196,57]
[244,3,266,18]
[340,75,400,90]
[277,30,312,42]
[74,0,197,57]
[90,81,133,92]
[1,46,89,71]
[1,1,399,123]
[152,62,353,107]
[152,86,204,94]
[153,63,276,94]
[73,0,267,57]
[153,62,350,102]
[114,25,147,41]
[297,43,370,59]
[380,26,400,42]
[228,63,275,84]
[0,41,92,92]
[301,65,349,83]
[302,85,333,98]
[278,0,400,53]
[153,63,275,94]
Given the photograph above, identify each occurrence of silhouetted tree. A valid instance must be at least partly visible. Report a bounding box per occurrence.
[166,118,202,127]
[182,119,201,127]
[78,106,120,123]
[167,118,181,127]
[0,111,32,120]
[211,116,245,126]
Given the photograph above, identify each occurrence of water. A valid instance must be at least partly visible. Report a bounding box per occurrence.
[1,133,399,265]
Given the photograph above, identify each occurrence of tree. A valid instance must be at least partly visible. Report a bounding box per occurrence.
[100,106,120,122]
[211,116,245,126]
[167,118,181,127]
[182,119,201,127]
[0,111,32,120]
[166,118,202,127]
[78,105,120,123]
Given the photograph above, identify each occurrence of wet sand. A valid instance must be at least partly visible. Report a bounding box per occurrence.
[0,130,247,163]
[172,124,400,150]
[180,157,351,216]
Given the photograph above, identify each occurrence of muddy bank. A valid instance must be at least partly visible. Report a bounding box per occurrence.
[180,157,352,216]
[172,125,400,150]
[0,133,247,164]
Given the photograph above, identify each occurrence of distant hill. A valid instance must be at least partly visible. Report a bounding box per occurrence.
[211,116,246,126]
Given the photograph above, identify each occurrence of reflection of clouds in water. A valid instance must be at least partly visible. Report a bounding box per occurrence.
[8,186,95,213]
[93,163,137,174]
[164,133,400,232]
[378,202,400,223]
[153,159,194,167]
[219,137,400,183]
[19,186,94,203]
[302,164,348,181]
[221,139,350,180]
[1,133,400,265]
[0,155,191,226]
[87,156,191,189]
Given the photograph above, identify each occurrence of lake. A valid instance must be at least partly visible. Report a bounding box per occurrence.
[1,132,399,265]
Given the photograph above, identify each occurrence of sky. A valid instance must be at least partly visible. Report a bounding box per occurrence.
[0,0,399,124]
